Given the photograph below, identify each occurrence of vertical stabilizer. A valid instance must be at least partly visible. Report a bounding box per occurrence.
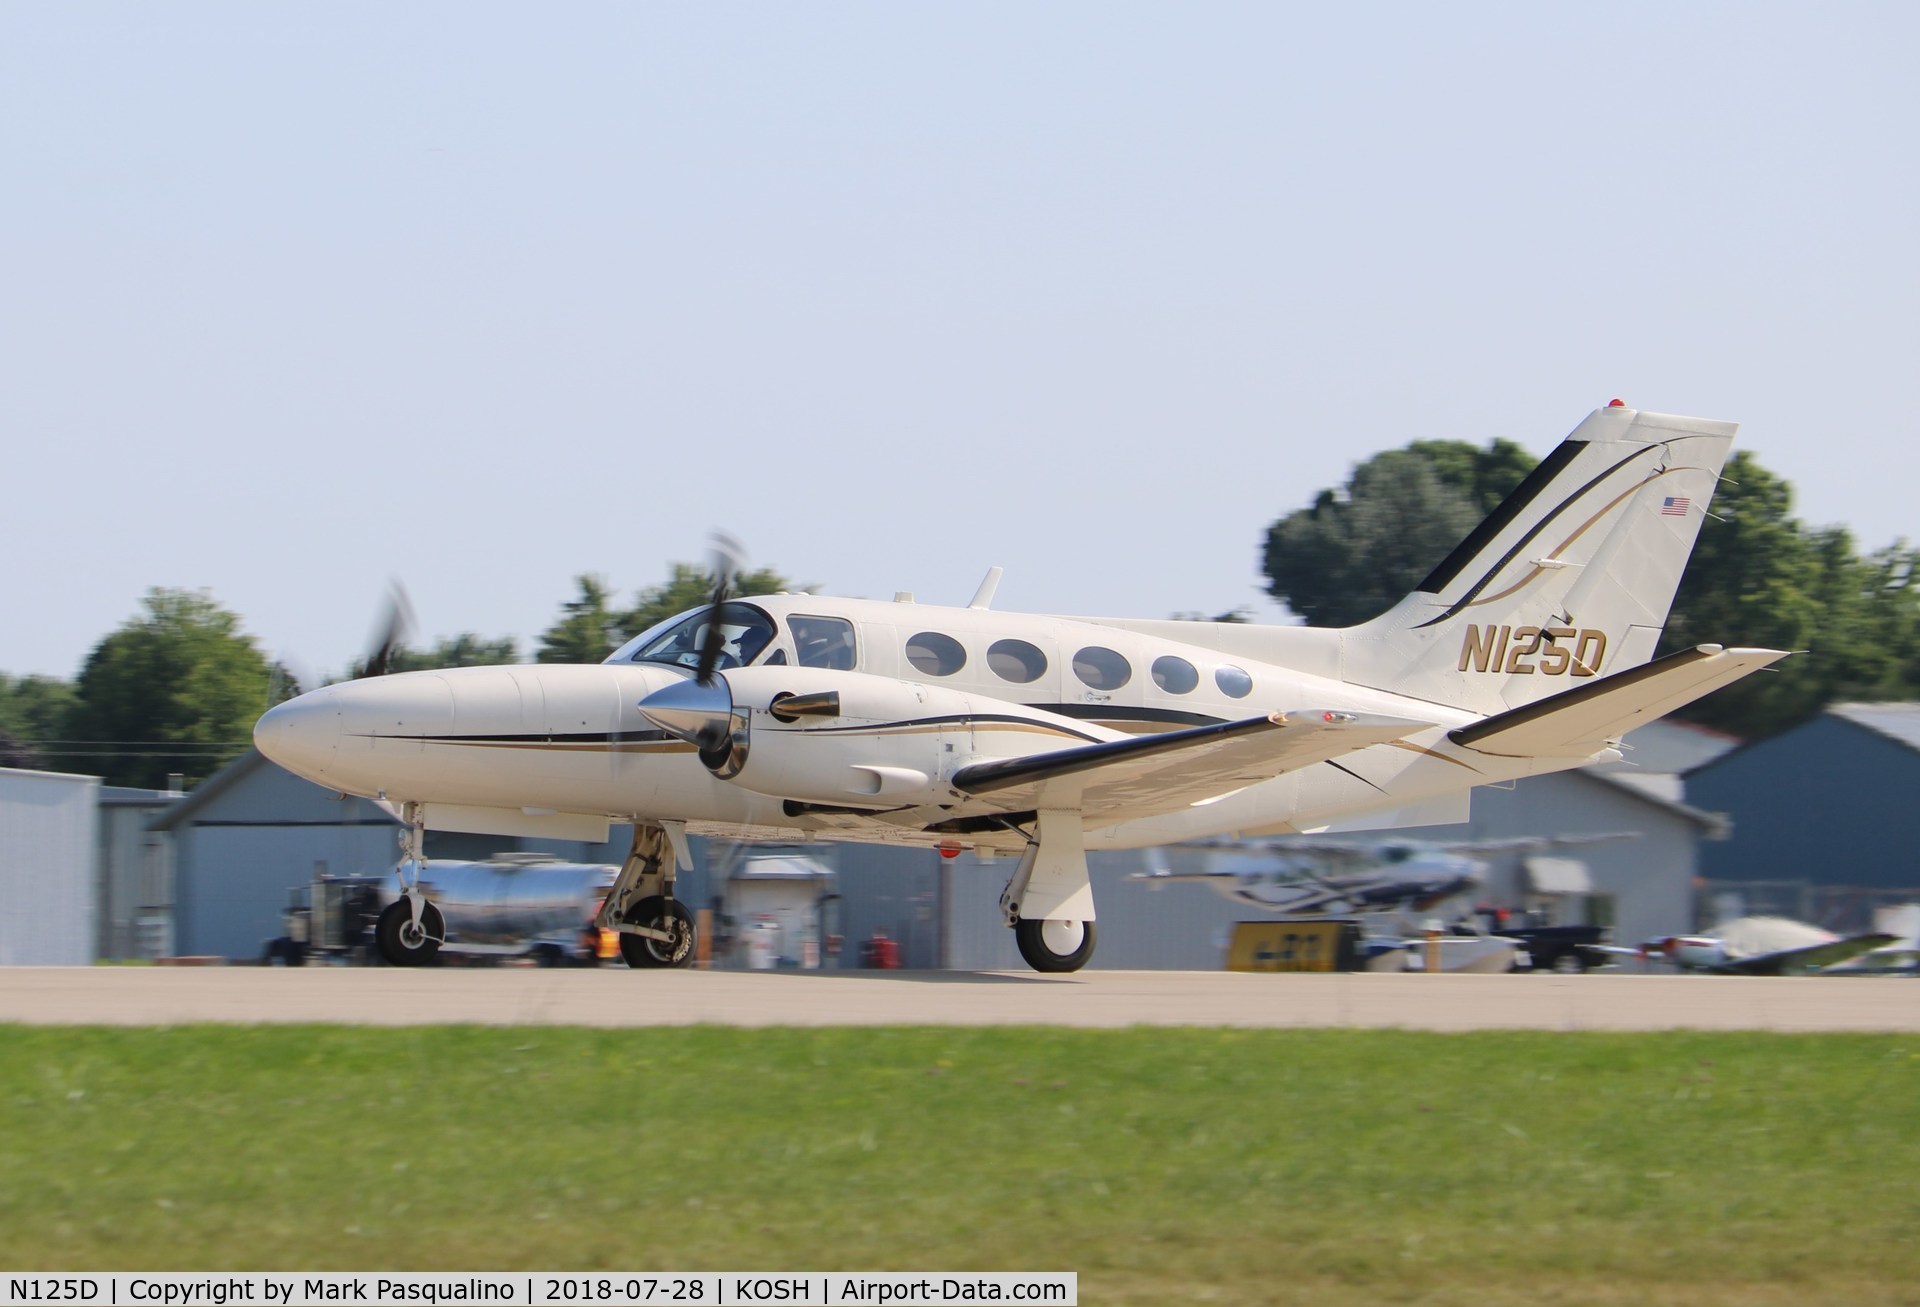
[1340,405,1735,716]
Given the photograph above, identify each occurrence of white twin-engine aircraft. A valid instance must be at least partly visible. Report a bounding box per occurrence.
[254,403,1786,973]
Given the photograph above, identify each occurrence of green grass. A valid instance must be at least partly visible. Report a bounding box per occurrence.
[2,1026,1917,1305]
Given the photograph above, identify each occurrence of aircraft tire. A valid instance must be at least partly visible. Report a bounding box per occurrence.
[1014,918,1096,973]
[375,900,443,967]
[619,897,696,969]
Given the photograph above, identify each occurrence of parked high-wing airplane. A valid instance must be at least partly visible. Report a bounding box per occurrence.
[254,403,1787,972]
[1129,833,1635,916]
[1598,916,1898,975]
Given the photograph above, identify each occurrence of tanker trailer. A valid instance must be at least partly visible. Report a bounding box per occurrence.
[373,855,617,967]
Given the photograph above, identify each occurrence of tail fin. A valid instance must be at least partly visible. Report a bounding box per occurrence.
[1341,404,1735,715]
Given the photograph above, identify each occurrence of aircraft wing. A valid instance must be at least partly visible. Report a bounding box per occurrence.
[1711,933,1899,976]
[1450,645,1789,759]
[951,710,1431,821]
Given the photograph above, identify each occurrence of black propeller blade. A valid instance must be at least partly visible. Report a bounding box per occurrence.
[360,582,417,679]
[637,533,753,778]
[692,530,745,685]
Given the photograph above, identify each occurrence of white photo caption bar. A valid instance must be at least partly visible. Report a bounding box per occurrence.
[2,1273,1076,1306]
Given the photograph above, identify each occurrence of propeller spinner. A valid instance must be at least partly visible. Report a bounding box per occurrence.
[637,535,752,778]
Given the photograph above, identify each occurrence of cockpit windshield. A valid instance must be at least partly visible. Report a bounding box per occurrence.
[603,602,778,672]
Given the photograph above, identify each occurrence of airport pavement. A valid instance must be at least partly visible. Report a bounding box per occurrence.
[1,967,1916,1030]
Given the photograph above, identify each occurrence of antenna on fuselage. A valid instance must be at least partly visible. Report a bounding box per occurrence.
[969,567,1004,610]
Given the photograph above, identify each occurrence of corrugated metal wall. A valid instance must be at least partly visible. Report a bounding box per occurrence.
[836,770,1706,970]
[1352,771,1704,947]
[942,849,1258,970]
[0,769,99,965]
[98,799,176,959]
[159,757,1707,965]
[1691,715,1920,892]
[174,762,402,958]
[177,821,403,958]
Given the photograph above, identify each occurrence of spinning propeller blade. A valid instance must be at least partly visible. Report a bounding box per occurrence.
[638,533,753,777]
[360,582,417,679]
[692,531,742,686]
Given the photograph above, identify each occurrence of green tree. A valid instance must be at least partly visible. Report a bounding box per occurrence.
[619,561,794,639]
[0,724,44,769]
[70,589,282,789]
[536,575,625,664]
[1658,457,1920,735]
[532,562,798,665]
[0,673,79,770]
[1262,445,1517,626]
[1406,437,1538,514]
[1261,441,1920,741]
[355,634,521,677]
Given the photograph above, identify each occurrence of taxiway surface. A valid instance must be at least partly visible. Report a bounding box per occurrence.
[1,967,1915,1030]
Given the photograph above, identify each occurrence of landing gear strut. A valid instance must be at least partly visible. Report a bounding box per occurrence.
[598,822,698,969]
[999,809,1098,974]
[376,801,444,966]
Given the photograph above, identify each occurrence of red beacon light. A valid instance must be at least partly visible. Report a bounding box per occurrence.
[1608,398,1627,408]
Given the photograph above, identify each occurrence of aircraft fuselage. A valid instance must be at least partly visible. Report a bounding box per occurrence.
[255,594,1557,853]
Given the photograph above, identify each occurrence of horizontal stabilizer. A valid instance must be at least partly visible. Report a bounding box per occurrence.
[1450,644,1788,759]
[953,709,1431,819]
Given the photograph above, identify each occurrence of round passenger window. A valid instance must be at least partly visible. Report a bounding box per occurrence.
[905,631,967,677]
[987,638,1048,684]
[1215,665,1254,699]
[1151,655,1199,695]
[1073,646,1132,691]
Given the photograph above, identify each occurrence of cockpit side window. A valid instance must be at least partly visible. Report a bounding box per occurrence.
[790,615,857,670]
[605,602,777,672]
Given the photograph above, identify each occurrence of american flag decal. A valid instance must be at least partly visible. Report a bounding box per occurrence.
[1661,496,1691,516]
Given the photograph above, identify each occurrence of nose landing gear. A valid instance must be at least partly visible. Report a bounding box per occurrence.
[376,803,444,966]
[375,898,445,966]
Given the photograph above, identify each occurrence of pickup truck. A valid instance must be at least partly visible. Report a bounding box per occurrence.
[1500,924,1610,973]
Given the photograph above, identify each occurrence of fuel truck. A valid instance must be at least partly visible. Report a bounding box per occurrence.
[267,855,617,966]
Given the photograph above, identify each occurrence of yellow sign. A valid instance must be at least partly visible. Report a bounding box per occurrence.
[1227,920,1359,972]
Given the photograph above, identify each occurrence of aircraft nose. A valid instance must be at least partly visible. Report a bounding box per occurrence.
[254,687,343,782]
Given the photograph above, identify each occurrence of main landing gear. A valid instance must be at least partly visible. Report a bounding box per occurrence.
[599,822,698,969]
[1014,918,1097,973]
[376,802,444,967]
[999,810,1098,974]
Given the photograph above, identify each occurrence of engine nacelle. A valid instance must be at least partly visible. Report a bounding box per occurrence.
[712,666,1080,808]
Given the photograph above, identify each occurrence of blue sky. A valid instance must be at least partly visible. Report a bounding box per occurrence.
[4,3,1915,680]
